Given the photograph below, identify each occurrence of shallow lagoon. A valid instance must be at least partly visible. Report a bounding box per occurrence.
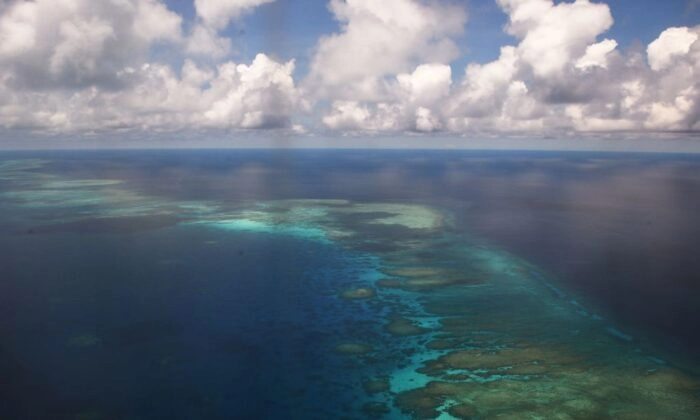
[1,150,699,418]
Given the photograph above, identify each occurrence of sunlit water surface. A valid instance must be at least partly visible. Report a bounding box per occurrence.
[1,150,699,419]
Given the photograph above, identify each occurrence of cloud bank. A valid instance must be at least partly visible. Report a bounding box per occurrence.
[0,0,298,131]
[0,0,698,136]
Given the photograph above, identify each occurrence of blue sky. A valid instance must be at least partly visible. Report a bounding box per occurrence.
[162,0,700,72]
[154,0,700,78]
[0,0,698,146]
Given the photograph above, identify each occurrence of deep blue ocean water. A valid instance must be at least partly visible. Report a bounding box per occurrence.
[1,149,699,419]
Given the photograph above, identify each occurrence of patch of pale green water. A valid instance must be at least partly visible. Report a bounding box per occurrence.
[257,200,444,230]
[342,202,444,230]
[0,158,50,173]
[42,179,124,188]
[265,198,351,207]
[0,161,142,212]
[0,161,60,205]
[176,202,223,215]
[0,186,182,229]
[192,218,331,243]
[0,161,225,227]
[3,188,124,208]
[203,205,334,229]
[275,204,330,219]
[0,159,56,187]
[189,200,440,243]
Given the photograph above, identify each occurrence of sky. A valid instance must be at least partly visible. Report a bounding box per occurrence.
[0,0,699,148]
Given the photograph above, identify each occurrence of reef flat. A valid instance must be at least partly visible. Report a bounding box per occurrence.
[193,199,700,419]
[2,156,699,419]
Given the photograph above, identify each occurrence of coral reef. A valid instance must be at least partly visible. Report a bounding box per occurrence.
[361,401,390,417]
[4,162,698,420]
[362,377,390,394]
[385,317,430,337]
[340,287,376,300]
[334,343,373,355]
[66,335,102,348]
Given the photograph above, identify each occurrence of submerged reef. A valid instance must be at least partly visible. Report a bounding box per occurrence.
[197,199,699,418]
[385,317,430,337]
[66,335,102,348]
[361,401,391,417]
[341,287,376,300]
[362,377,390,394]
[0,158,219,231]
[334,343,374,355]
[2,158,698,419]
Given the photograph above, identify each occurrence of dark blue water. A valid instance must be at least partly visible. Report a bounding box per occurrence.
[1,149,699,418]
[1,223,390,418]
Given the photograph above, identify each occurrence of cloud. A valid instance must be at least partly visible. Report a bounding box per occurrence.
[308,0,465,131]
[318,0,699,134]
[647,26,698,71]
[306,0,466,101]
[0,0,298,132]
[0,0,698,136]
[444,1,700,133]
[397,63,452,107]
[194,0,274,30]
[497,0,613,78]
[575,39,618,70]
[643,27,700,129]
[0,0,182,89]
[310,0,700,134]
[186,0,276,58]
[447,46,522,120]
[322,63,453,132]
[201,54,297,128]
[0,54,298,131]
[185,23,232,58]
[0,53,299,131]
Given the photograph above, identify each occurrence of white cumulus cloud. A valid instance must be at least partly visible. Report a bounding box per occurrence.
[647,26,699,71]
[0,0,182,88]
[194,0,275,30]
[312,0,700,134]
[309,0,465,131]
[307,0,465,101]
[576,38,618,70]
[498,0,614,78]
[443,1,700,133]
[0,54,298,131]
[0,0,699,137]
[186,0,276,58]
[0,0,298,132]
[322,63,453,132]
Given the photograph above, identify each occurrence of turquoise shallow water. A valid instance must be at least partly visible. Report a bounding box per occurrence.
[1,150,699,419]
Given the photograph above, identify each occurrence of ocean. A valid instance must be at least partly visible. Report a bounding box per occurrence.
[1,149,699,419]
